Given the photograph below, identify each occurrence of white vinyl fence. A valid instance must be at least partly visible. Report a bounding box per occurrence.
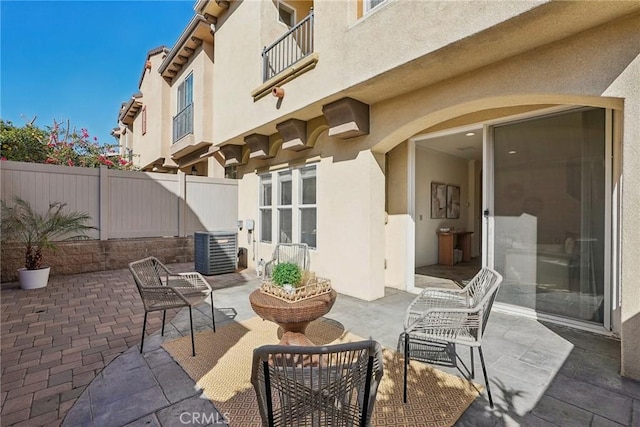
[0,161,238,240]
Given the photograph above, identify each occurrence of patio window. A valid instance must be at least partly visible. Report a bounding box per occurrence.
[259,165,317,248]
[278,171,293,243]
[260,175,272,243]
[299,166,317,248]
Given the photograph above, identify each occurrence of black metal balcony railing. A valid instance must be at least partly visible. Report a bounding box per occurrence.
[172,103,193,143]
[262,10,314,82]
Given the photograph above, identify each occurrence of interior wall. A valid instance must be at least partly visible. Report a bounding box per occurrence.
[415,146,470,267]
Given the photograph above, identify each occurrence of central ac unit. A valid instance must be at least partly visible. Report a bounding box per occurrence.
[194,231,238,275]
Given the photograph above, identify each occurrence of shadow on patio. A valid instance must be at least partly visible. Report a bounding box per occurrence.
[2,265,640,426]
[0,263,254,426]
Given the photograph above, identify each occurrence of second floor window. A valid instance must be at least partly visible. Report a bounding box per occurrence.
[277,1,295,27]
[173,73,194,143]
[177,74,193,112]
[141,106,147,135]
[365,0,386,13]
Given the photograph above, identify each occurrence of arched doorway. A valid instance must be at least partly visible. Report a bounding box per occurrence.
[382,98,618,333]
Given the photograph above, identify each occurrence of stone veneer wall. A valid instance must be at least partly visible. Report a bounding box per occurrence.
[0,237,194,284]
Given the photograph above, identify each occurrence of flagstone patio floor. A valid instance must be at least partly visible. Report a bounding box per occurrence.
[1,264,639,426]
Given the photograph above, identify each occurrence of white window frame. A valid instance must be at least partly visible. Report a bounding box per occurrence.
[364,0,387,14]
[277,1,296,27]
[277,170,293,244]
[259,174,273,243]
[299,166,317,249]
[259,165,318,249]
[177,73,193,112]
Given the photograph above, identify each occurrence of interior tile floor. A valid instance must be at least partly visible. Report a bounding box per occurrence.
[415,257,482,287]
[2,264,639,426]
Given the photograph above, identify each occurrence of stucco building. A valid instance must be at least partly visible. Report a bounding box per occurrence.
[115,0,640,379]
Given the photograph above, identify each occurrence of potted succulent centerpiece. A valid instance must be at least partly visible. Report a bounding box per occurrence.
[271,262,302,293]
[1,196,94,289]
[260,262,331,302]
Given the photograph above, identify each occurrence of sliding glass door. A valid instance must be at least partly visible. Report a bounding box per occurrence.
[488,108,608,324]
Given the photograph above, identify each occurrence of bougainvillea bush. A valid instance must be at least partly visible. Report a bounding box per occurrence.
[0,119,135,170]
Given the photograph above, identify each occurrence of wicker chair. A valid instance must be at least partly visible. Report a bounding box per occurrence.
[129,257,215,357]
[251,340,384,427]
[402,267,503,407]
[263,243,310,280]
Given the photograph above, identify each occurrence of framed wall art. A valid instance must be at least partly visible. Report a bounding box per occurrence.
[431,182,446,219]
[446,184,460,219]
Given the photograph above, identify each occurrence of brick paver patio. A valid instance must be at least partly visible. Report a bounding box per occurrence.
[2,264,640,426]
[0,264,206,426]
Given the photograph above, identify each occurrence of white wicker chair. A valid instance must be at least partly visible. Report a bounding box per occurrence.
[251,340,384,427]
[402,267,503,407]
[129,257,215,357]
[263,243,310,280]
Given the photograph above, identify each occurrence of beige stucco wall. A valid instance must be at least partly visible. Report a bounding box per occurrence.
[371,13,638,152]
[386,141,408,215]
[374,14,639,377]
[230,9,640,376]
[213,0,262,142]
[609,43,640,380]
[384,141,411,290]
[373,14,637,347]
[237,128,386,301]
[169,41,226,178]
[212,0,554,145]
[172,42,215,151]
[133,52,172,170]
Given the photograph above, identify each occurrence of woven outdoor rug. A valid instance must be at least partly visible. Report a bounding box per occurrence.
[162,316,481,427]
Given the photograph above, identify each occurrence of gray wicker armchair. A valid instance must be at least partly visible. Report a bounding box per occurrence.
[263,243,310,280]
[402,267,503,407]
[129,257,215,356]
[251,340,384,427]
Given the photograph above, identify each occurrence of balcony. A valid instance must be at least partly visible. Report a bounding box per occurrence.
[171,102,211,161]
[262,10,314,82]
[173,103,193,143]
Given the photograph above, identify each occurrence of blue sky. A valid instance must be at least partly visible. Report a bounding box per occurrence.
[1,0,195,146]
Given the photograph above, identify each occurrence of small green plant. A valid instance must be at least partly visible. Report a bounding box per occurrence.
[271,262,302,288]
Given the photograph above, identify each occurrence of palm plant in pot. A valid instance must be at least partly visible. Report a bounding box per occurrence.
[1,196,94,289]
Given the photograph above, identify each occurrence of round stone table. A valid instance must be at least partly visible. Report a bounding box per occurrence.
[249,289,337,346]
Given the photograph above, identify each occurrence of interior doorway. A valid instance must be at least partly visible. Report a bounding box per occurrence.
[408,106,612,331]
[412,126,483,288]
